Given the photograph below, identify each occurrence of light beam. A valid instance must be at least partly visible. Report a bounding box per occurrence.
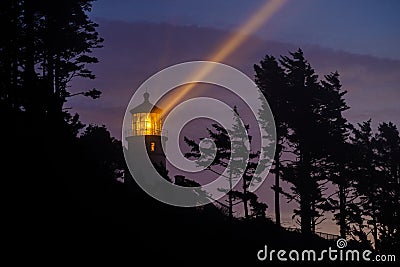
[160,0,287,116]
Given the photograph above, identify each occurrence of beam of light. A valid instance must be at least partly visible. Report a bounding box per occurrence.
[160,0,287,116]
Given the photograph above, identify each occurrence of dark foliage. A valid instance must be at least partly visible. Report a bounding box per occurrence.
[1,1,399,263]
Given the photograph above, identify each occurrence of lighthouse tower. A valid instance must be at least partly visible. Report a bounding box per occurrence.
[126,92,167,173]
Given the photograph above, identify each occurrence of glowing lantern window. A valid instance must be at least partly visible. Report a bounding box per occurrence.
[130,92,163,136]
[132,112,162,136]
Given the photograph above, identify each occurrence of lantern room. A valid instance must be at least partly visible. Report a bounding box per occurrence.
[130,92,163,136]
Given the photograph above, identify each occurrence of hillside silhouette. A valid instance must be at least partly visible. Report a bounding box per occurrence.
[1,0,399,264]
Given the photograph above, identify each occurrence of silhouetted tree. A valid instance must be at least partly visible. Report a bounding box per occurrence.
[318,72,352,238]
[350,120,381,247]
[0,0,23,114]
[373,122,400,252]
[185,108,264,221]
[0,0,103,133]
[256,50,357,237]
[1,2,104,255]
[74,125,125,213]
[254,55,288,226]
[3,1,399,257]
[256,50,326,235]
[280,49,320,235]
[347,120,400,252]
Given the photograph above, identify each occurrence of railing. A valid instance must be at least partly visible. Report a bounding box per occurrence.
[124,128,168,137]
[284,226,340,241]
[315,231,340,240]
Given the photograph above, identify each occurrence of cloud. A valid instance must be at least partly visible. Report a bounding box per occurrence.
[69,20,400,136]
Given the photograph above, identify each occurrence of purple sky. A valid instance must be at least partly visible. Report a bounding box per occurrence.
[70,1,400,233]
[90,0,400,59]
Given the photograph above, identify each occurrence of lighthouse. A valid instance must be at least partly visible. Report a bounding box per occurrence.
[124,92,209,206]
[126,92,167,175]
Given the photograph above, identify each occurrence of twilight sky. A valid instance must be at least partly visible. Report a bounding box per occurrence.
[90,0,400,59]
[70,0,400,233]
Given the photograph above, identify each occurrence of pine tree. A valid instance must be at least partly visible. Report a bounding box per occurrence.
[351,120,381,248]
[184,108,265,221]
[256,50,354,236]
[278,49,327,235]
[0,0,103,134]
[254,55,288,226]
[319,72,352,238]
[374,122,400,252]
